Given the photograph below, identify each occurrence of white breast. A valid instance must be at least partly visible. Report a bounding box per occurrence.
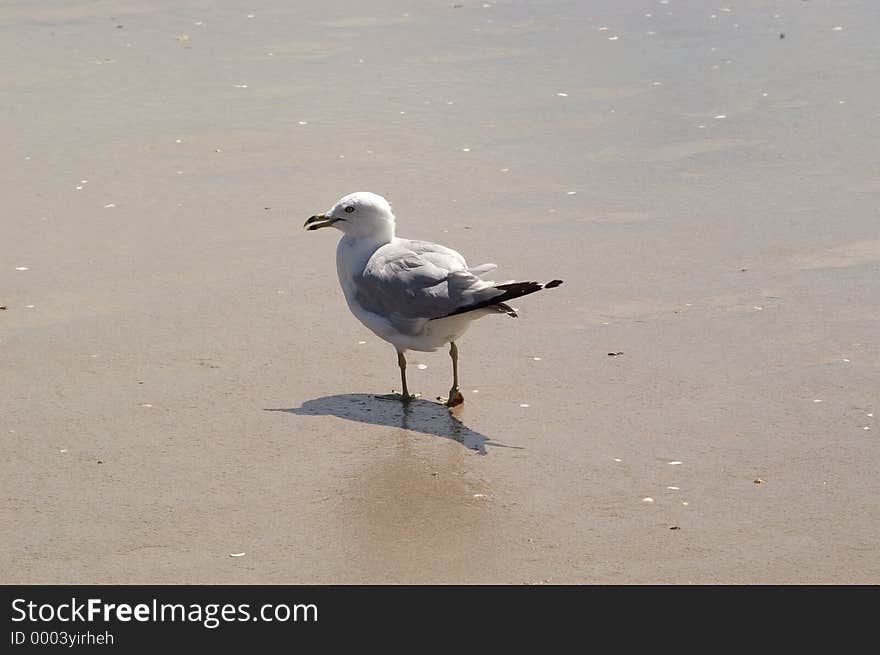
[335,236,401,345]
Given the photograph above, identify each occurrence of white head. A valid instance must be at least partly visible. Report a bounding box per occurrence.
[304,191,396,241]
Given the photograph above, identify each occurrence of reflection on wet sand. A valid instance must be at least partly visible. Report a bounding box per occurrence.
[338,433,494,582]
[268,396,505,580]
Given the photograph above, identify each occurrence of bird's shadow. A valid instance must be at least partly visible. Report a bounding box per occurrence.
[267,394,517,455]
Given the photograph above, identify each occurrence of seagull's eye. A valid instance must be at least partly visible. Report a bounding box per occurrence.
[344,206,355,214]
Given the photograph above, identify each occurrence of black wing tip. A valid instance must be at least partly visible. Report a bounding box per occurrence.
[431,278,562,321]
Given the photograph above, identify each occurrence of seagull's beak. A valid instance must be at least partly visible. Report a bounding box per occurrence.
[304,214,339,231]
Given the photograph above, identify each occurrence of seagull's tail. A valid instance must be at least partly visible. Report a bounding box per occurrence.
[434,277,564,320]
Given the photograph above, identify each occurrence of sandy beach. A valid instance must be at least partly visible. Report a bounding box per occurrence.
[2,0,878,583]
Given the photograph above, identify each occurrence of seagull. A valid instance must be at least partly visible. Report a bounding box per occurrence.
[304,192,562,406]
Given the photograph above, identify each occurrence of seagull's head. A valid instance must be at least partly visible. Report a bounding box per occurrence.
[304,191,395,239]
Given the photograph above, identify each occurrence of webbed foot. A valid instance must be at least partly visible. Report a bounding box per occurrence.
[444,388,465,407]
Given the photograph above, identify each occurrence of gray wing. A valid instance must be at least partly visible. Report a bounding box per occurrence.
[353,240,500,334]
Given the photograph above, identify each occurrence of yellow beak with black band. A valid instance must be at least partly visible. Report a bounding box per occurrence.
[304,214,341,230]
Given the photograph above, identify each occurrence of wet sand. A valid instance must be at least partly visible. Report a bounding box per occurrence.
[2,0,878,583]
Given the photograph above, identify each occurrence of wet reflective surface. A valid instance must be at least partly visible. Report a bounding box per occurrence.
[2,0,878,582]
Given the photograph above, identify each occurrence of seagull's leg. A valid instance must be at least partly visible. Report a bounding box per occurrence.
[397,349,413,401]
[446,341,465,407]
[376,349,417,403]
